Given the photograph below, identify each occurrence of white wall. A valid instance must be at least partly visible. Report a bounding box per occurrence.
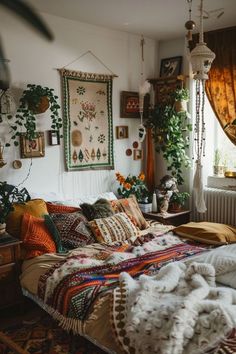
[0,11,158,198]
[156,37,192,191]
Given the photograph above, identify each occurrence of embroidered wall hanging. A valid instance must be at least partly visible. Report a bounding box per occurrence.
[60,69,114,171]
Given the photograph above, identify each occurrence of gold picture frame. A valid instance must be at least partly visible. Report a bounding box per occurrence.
[20,132,45,158]
[116,125,129,139]
[133,149,143,160]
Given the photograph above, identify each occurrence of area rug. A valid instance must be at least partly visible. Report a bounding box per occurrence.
[0,314,106,354]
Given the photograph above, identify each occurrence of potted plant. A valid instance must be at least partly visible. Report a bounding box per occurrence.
[6,84,63,146]
[0,181,30,234]
[168,191,190,212]
[147,89,192,185]
[173,88,190,112]
[213,149,227,176]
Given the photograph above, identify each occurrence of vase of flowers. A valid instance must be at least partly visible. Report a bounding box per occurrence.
[115,172,150,204]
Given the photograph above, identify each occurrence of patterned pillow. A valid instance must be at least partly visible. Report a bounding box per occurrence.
[80,198,114,221]
[89,212,138,244]
[46,202,80,214]
[111,195,149,230]
[20,213,56,259]
[50,211,95,249]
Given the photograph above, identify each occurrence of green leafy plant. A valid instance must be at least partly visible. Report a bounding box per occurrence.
[173,88,190,101]
[213,148,221,166]
[169,191,190,207]
[6,84,62,146]
[0,181,30,224]
[147,93,192,185]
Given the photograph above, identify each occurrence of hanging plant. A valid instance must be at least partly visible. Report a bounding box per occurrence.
[6,84,62,146]
[147,88,192,185]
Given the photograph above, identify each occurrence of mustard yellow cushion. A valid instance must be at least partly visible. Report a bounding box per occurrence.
[6,199,48,238]
[173,222,236,245]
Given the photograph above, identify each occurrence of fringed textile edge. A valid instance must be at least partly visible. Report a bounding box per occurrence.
[22,288,116,354]
[58,68,114,81]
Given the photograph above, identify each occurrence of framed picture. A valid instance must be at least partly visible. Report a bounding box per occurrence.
[133,149,143,160]
[120,91,150,118]
[160,56,182,78]
[48,130,60,146]
[150,77,184,105]
[116,126,129,139]
[20,132,45,158]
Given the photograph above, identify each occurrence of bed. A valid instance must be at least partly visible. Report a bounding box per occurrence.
[6,192,236,354]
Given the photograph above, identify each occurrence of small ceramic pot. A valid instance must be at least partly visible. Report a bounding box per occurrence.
[0,222,6,235]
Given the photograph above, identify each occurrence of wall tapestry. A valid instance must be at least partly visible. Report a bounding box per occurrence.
[60,69,114,171]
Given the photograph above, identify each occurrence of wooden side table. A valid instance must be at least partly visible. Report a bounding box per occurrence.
[0,233,23,310]
[143,210,191,227]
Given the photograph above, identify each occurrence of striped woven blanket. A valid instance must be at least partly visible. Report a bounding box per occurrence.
[37,233,208,322]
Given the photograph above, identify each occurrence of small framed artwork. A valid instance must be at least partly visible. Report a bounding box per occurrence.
[116,126,129,139]
[20,132,45,158]
[48,130,60,146]
[133,149,143,160]
[160,56,182,78]
[120,91,150,118]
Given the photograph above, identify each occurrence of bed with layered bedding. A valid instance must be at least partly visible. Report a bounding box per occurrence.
[6,192,236,354]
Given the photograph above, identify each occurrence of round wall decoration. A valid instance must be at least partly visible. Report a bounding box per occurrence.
[126,149,132,156]
[12,160,22,169]
[132,141,139,149]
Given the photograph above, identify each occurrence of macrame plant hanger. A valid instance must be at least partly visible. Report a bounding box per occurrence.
[138,36,150,143]
[189,0,215,213]
[58,50,118,78]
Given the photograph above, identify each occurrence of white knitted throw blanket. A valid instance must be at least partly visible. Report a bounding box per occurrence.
[112,262,236,354]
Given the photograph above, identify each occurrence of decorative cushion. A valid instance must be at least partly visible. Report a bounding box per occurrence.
[89,212,138,244]
[173,222,236,245]
[20,213,56,259]
[80,198,114,221]
[44,214,66,253]
[6,199,48,238]
[46,202,80,214]
[111,195,149,230]
[50,211,95,250]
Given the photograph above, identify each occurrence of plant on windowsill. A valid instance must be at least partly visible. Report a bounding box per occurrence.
[213,148,227,176]
[168,191,190,212]
[6,84,63,147]
[147,87,192,185]
[0,181,30,234]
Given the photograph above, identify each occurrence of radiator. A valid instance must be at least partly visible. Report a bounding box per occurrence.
[192,187,236,226]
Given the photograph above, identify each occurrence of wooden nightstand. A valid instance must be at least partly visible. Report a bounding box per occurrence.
[143,210,191,227]
[0,233,23,310]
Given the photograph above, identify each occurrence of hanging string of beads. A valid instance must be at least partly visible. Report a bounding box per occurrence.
[194,79,206,161]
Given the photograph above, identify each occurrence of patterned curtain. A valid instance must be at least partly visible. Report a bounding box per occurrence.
[190,27,236,146]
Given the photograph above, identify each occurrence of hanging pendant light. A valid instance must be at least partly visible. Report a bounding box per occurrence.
[189,0,215,213]
[190,0,215,80]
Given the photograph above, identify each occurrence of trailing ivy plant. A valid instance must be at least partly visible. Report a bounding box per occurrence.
[6,84,62,146]
[147,88,192,185]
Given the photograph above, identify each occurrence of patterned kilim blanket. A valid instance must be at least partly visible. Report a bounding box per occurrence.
[37,232,208,324]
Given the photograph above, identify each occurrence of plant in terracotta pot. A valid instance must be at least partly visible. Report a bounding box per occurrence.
[6,84,62,146]
[0,181,30,234]
[168,191,190,212]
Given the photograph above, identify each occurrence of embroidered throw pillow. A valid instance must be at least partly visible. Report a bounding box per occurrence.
[50,211,95,249]
[20,213,56,259]
[46,202,80,214]
[111,195,149,230]
[89,212,138,244]
[173,222,236,245]
[80,198,114,221]
[6,199,48,238]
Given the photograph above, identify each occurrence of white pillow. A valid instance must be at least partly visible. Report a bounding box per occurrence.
[29,191,64,202]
